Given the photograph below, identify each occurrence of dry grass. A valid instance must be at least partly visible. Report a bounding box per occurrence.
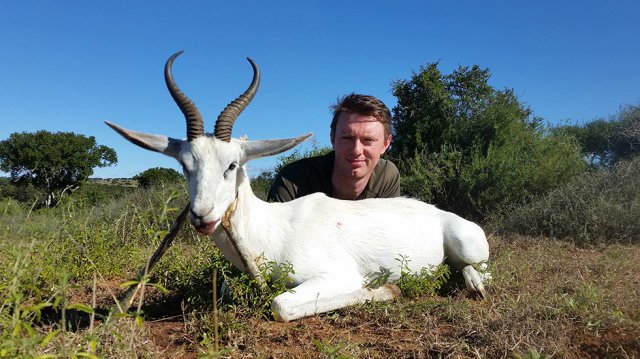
[62,234,640,358]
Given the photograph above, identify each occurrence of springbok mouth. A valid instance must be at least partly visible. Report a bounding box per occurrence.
[195,221,219,235]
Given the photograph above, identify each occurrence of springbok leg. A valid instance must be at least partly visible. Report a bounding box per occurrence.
[271,277,401,322]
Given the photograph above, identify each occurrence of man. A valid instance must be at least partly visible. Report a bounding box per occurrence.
[268,93,400,202]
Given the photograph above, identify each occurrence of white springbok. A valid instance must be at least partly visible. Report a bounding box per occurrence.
[106,51,490,322]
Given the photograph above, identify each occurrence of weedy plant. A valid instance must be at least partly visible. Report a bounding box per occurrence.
[395,255,452,299]
[363,256,452,299]
[0,183,186,357]
[221,257,296,319]
[313,339,352,359]
[0,240,154,358]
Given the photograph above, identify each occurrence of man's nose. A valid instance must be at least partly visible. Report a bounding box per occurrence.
[351,139,363,155]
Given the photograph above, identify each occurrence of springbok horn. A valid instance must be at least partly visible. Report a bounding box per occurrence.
[164,51,205,141]
[214,58,260,142]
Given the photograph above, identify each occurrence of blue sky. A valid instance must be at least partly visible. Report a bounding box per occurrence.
[1,1,638,178]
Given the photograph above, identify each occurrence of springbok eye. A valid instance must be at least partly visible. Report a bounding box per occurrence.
[224,162,238,179]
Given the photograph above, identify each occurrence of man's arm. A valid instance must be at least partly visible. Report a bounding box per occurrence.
[267,175,297,202]
[372,159,401,198]
[382,168,401,197]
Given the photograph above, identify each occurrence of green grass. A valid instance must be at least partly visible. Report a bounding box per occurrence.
[1,182,639,357]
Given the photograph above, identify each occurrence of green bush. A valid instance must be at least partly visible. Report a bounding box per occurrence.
[0,198,26,216]
[497,156,640,245]
[391,63,586,219]
[0,181,45,206]
[398,125,585,219]
[133,167,183,188]
[250,169,275,201]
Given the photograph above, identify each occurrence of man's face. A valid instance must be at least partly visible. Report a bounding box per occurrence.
[331,112,392,181]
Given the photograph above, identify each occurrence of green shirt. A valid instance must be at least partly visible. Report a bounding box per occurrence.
[267,151,401,202]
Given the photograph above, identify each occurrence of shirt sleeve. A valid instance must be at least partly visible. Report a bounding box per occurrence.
[267,174,297,203]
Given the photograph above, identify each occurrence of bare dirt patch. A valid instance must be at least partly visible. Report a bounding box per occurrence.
[68,235,640,358]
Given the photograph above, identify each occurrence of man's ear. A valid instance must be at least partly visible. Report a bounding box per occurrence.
[238,133,312,163]
[381,134,392,154]
[105,121,183,159]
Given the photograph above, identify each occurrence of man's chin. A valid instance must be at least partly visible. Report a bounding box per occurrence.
[349,167,370,178]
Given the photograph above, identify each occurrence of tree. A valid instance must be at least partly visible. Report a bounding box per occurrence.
[0,130,117,207]
[133,167,183,188]
[553,119,618,167]
[553,104,640,168]
[390,63,585,218]
[610,104,640,163]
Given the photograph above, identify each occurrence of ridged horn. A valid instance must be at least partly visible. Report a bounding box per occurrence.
[164,51,204,141]
[214,58,260,142]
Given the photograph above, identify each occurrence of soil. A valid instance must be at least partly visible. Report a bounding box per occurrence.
[67,236,640,358]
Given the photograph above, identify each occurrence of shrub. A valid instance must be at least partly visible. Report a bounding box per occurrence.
[0,198,26,216]
[497,156,640,245]
[133,167,183,188]
[391,63,586,219]
[0,181,45,206]
[399,126,585,219]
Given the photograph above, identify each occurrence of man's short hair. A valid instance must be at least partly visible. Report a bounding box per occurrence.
[330,93,392,138]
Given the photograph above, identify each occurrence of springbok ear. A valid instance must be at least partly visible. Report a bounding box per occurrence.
[105,121,183,158]
[238,133,312,163]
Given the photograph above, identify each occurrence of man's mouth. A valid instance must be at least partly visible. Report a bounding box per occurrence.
[349,159,366,168]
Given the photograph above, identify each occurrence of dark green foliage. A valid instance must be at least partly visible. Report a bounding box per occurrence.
[221,259,296,318]
[133,167,183,188]
[0,178,8,199]
[394,256,451,299]
[0,177,44,205]
[498,157,640,245]
[554,104,640,168]
[615,104,640,161]
[554,119,619,167]
[250,169,276,201]
[390,63,585,218]
[0,131,117,207]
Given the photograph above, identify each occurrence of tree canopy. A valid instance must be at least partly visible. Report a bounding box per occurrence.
[133,167,183,188]
[0,130,117,207]
[390,63,585,218]
[554,104,640,168]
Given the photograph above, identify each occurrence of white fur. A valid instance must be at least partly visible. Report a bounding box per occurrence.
[106,122,490,322]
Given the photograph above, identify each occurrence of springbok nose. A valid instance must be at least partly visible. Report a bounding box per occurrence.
[190,208,201,219]
[190,207,212,221]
